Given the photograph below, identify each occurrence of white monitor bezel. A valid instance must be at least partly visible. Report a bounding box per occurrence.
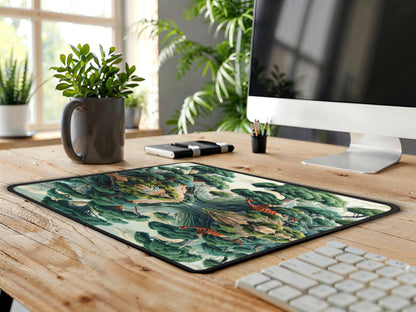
[247,96,416,140]
[247,96,416,173]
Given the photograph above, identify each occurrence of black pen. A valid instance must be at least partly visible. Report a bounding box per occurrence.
[262,121,268,136]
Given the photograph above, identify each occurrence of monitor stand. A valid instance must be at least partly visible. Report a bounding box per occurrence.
[302,133,402,174]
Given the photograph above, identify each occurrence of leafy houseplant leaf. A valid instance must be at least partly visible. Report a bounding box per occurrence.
[50,43,144,98]
[60,54,66,65]
[136,0,255,134]
[56,83,72,91]
[137,0,295,134]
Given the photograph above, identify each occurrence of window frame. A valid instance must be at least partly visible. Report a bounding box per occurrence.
[0,0,122,130]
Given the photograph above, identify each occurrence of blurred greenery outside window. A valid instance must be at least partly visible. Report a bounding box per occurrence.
[0,0,159,131]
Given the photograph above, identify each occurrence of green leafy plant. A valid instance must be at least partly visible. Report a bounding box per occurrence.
[257,65,298,98]
[50,43,144,98]
[0,52,33,105]
[138,0,254,133]
[126,88,148,108]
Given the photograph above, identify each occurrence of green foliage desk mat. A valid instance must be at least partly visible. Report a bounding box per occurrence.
[8,162,399,273]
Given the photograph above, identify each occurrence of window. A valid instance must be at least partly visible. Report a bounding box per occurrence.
[0,0,158,130]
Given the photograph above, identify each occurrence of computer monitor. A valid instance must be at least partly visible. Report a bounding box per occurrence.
[247,0,416,173]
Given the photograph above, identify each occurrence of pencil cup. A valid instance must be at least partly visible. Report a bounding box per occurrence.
[251,135,267,153]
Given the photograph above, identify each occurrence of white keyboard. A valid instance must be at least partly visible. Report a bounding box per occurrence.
[235,241,416,312]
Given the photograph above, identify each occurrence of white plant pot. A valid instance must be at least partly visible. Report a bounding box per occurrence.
[0,104,29,137]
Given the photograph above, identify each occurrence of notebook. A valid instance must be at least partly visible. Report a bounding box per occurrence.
[8,162,398,273]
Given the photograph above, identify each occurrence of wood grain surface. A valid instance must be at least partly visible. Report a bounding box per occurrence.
[1,131,415,312]
[0,128,163,150]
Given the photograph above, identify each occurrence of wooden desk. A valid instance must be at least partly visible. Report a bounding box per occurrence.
[1,131,415,312]
[0,128,163,150]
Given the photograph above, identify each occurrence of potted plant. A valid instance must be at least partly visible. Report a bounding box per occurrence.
[0,52,33,137]
[137,0,253,134]
[125,88,147,129]
[50,43,144,164]
[139,1,297,136]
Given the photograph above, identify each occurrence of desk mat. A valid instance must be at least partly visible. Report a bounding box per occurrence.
[8,162,399,273]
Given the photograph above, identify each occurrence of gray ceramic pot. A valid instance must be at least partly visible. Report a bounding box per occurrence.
[125,106,142,129]
[61,97,125,164]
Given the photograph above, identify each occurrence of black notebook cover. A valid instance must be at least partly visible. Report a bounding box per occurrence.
[8,162,399,273]
[144,141,234,158]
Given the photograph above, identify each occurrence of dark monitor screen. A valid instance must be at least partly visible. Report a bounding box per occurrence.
[249,0,416,107]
